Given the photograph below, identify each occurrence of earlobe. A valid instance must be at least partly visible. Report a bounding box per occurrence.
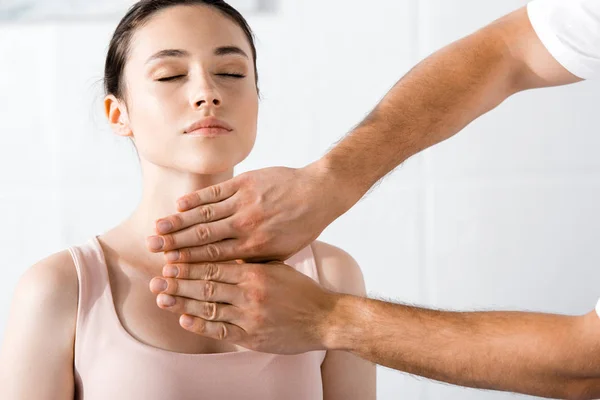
[104,95,133,137]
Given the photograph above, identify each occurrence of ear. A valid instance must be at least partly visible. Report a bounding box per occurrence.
[104,95,133,137]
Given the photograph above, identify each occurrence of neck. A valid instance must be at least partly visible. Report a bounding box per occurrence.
[118,162,233,272]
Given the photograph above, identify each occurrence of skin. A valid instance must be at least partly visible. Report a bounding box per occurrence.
[146,6,600,399]
[0,5,375,399]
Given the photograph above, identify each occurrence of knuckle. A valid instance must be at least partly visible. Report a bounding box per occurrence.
[203,281,215,300]
[198,206,214,222]
[195,225,211,242]
[218,323,228,340]
[247,266,266,284]
[203,263,219,280]
[171,214,184,229]
[242,288,254,302]
[244,269,258,282]
[255,290,268,304]
[204,302,217,320]
[234,216,258,232]
[210,185,222,200]
[205,244,220,261]
[192,191,202,204]
[179,248,191,262]
[246,287,267,304]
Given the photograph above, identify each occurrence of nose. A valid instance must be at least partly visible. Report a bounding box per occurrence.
[191,75,222,110]
[193,93,221,108]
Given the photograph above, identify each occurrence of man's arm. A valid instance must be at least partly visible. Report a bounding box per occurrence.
[0,251,78,399]
[326,296,600,399]
[150,260,600,399]
[149,6,581,263]
[323,6,581,197]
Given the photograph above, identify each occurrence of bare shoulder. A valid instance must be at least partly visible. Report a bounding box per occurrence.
[0,250,78,396]
[16,250,79,314]
[310,241,366,296]
[10,249,79,341]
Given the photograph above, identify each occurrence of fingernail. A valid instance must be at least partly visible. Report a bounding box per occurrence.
[150,278,168,292]
[158,294,175,307]
[177,199,189,210]
[163,265,179,278]
[180,314,194,328]
[166,251,180,262]
[147,236,164,251]
[157,220,173,234]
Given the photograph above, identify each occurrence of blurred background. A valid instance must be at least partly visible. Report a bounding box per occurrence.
[1,0,599,398]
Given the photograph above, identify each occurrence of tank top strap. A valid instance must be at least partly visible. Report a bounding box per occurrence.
[68,236,111,317]
[67,236,113,368]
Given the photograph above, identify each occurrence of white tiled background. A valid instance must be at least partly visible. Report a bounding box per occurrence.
[1,0,599,398]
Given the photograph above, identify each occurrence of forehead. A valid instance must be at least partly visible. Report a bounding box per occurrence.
[128,5,252,63]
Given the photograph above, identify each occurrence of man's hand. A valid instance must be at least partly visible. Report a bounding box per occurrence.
[148,260,600,398]
[148,261,341,354]
[146,163,359,263]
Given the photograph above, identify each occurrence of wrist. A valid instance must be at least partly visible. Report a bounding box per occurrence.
[305,157,366,219]
[319,293,370,352]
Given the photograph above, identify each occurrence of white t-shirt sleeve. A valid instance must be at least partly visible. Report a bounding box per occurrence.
[527,0,600,80]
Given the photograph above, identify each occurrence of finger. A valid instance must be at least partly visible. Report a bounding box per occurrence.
[162,262,246,284]
[156,295,241,323]
[151,277,240,303]
[153,196,237,235]
[164,239,252,263]
[148,219,235,253]
[179,314,246,342]
[176,178,239,212]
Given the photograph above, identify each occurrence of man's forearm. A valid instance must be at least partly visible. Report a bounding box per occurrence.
[319,9,534,202]
[324,295,600,399]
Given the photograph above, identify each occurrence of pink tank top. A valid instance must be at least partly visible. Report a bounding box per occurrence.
[68,237,326,400]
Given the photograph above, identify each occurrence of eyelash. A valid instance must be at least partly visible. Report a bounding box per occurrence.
[218,73,246,78]
[157,73,246,82]
[157,75,184,82]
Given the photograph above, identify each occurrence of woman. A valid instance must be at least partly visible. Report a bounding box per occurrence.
[0,0,376,399]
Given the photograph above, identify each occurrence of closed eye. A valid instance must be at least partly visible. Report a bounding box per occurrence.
[216,73,246,78]
[157,75,185,82]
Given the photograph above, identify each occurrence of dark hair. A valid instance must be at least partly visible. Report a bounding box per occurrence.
[104,0,258,100]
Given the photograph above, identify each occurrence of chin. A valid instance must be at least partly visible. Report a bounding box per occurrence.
[181,161,233,175]
[144,144,252,175]
[177,154,243,175]
[185,145,252,173]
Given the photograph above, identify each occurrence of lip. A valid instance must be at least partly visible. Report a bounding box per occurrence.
[183,117,233,136]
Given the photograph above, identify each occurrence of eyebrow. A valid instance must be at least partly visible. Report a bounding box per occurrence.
[146,46,249,64]
[214,46,249,59]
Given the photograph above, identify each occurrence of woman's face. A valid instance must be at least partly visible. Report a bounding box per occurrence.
[107,5,258,174]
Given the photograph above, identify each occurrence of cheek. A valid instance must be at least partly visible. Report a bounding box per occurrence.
[236,86,259,124]
[240,95,259,147]
[126,94,184,163]
[225,84,258,132]
[128,86,182,135]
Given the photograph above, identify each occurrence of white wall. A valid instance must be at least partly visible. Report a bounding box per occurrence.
[1,0,600,398]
